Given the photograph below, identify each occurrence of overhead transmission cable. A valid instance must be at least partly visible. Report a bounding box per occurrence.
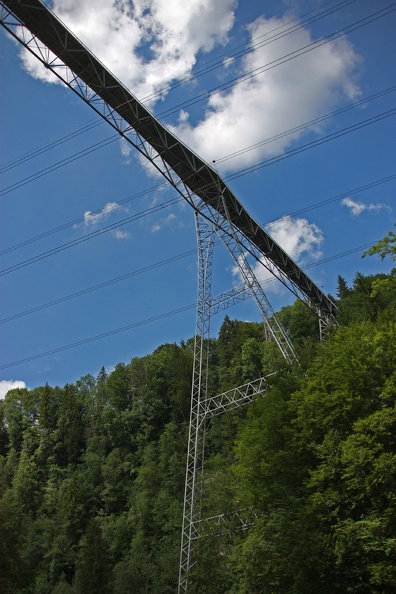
[227,107,396,181]
[2,87,394,206]
[0,196,182,277]
[2,171,395,326]
[0,248,198,325]
[0,0,356,175]
[156,3,396,120]
[1,2,392,197]
[0,180,169,256]
[0,118,104,175]
[1,105,395,277]
[139,0,358,105]
[1,83,394,257]
[265,172,396,224]
[0,134,120,198]
[0,239,383,372]
[213,85,396,165]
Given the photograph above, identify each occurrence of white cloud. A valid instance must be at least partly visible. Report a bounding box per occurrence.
[266,216,323,262]
[151,212,177,233]
[0,380,26,399]
[80,202,130,238]
[151,222,161,233]
[18,3,361,176]
[341,197,391,217]
[112,229,130,239]
[119,138,133,162]
[169,14,360,173]
[83,201,120,226]
[233,216,323,292]
[21,0,237,104]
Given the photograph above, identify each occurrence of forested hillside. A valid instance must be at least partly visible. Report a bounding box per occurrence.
[1,233,395,594]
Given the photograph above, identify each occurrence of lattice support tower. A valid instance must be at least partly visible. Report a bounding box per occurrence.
[178,207,298,592]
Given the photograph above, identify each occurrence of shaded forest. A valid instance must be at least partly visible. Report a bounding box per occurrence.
[1,232,395,593]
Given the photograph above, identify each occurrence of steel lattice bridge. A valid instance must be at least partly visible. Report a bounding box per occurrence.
[0,1,337,591]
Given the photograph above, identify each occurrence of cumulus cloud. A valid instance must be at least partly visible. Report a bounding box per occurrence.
[0,380,27,399]
[151,212,177,233]
[233,216,323,292]
[119,138,133,162]
[170,14,360,173]
[21,0,237,104]
[341,197,391,217]
[83,202,120,226]
[77,202,130,239]
[266,216,323,262]
[19,2,361,175]
[112,229,130,239]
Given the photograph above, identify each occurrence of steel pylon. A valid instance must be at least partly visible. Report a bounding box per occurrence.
[177,206,297,593]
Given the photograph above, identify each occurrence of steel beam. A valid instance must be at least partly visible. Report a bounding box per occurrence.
[0,0,337,321]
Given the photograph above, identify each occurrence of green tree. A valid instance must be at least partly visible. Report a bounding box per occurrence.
[0,492,31,592]
[363,226,396,261]
[54,384,85,466]
[277,299,320,342]
[336,274,351,299]
[363,226,396,299]
[74,518,111,594]
[292,320,396,592]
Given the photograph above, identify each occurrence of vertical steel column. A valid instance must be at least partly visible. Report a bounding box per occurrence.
[217,195,298,364]
[178,212,215,594]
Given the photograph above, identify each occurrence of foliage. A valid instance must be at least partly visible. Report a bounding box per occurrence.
[0,248,395,592]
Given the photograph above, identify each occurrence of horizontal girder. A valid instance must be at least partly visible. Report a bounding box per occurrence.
[200,375,274,418]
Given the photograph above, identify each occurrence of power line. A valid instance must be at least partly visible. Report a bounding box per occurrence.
[214,86,396,165]
[157,3,396,121]
[0,304,197,371]
[1,99,395,277]
[226,107,396,181]
[140,0,359,105]
[0,0,356,174]
[0,118,104,175]
[0,197,182,277]
[265,173,396,224]
[1,4,393,199]
[0,134,119,198]
[3,166,394,324]
[0,248,197,324]
[2,83,393,257]
[0,240,382,371]
[0,181,169,256]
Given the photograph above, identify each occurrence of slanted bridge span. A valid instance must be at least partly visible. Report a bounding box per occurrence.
[0,0,336,320]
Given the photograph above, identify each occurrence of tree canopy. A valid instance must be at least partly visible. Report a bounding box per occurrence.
[1,233,395,593]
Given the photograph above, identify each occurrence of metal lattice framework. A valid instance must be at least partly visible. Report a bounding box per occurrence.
[178,210,296,592]
[0,0,336,324]
[0,2,338,591]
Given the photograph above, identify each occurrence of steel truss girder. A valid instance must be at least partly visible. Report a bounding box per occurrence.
[200,374,275,418]
[0,0,337,322]
[215,196,298,364]
[193,507,260,539]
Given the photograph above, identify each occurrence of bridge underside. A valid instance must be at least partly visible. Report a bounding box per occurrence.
[0,0,337,325]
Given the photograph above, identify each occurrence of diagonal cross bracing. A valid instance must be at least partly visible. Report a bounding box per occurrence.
[200,374,275,418]
[0,0,337,320]
[193,507,260,539]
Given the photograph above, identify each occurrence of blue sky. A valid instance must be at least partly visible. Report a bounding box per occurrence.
[0,0,395,396]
